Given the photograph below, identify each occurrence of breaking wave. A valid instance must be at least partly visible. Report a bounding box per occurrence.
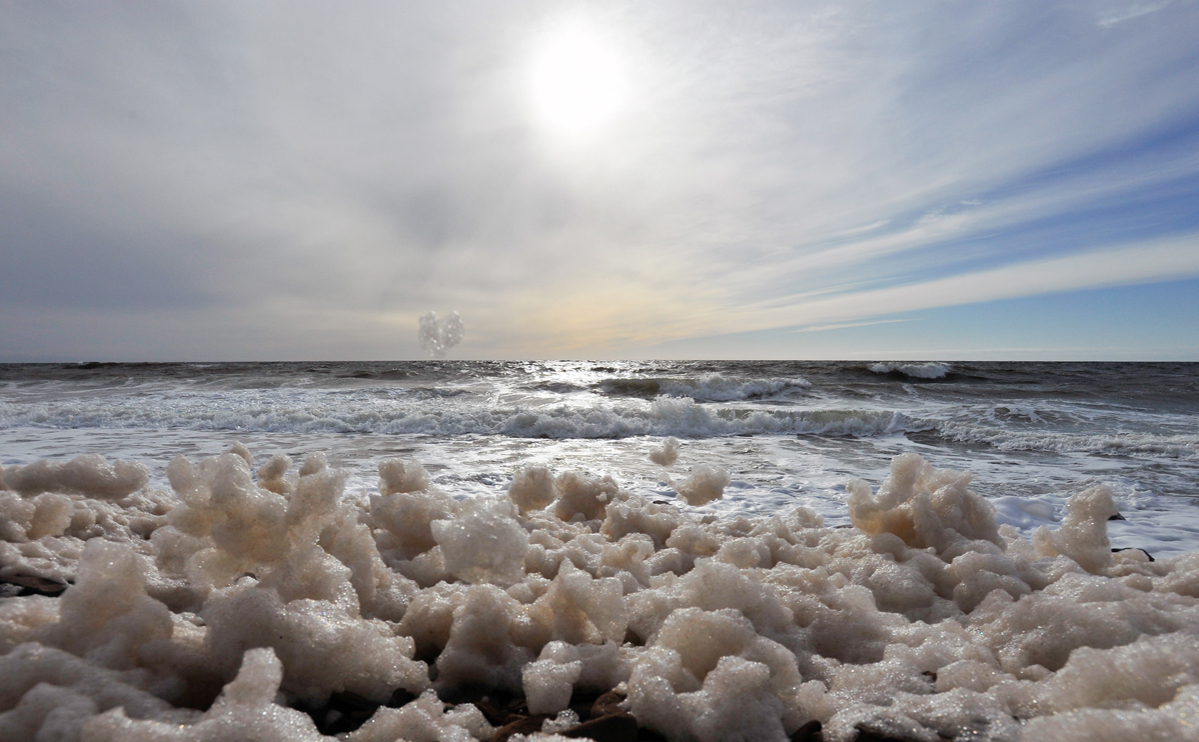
[598,373,810,402]
[0,396,915,440]
[937,421,1199,460]
[868,362,952,380]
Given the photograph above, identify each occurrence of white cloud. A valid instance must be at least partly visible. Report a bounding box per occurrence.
[1,0,1197,359]
[775,234,1199,330]
[1097,1,1174,27]
[789,318,912,334]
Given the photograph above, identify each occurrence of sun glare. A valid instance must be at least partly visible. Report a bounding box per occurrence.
[529,22,627,138]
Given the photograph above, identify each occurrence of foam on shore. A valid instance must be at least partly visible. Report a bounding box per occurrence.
[2,445,1198,741]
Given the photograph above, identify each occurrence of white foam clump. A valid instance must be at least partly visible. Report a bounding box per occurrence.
[1031,484,1119,574]
[3,447,1199,741]
[649,437,680,467]
[508,465,556,513]
[507,467,620,521]
[846,452,1002,556]
[2,454,149,500]
[82,648,326,741]
[343,688,492,742]
[432,497,528,586]
[673,464,730,506]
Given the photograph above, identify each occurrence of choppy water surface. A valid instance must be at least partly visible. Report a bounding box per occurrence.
[2,360,1197,556]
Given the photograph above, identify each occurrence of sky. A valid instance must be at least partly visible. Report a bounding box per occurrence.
[1,0,1197,361]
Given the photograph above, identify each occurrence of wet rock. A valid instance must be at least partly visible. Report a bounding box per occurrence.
[853,723,950,742]
[0,573,69,597]
[561,712,639,741]
[295,690,381,736]
[791,720,823,742]
[388,687,418,708]
[1112,546,1155,561]
[590,689,626,719]
[490,712,552,742]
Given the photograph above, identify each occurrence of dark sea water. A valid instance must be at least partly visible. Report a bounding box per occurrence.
[2,360,1197,555]
[5,361,1199,742]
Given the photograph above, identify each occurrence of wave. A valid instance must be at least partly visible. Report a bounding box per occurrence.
[868,362,952,380]
[597,373,810,402]
[936,421,1199,460]
[0,396,917,440]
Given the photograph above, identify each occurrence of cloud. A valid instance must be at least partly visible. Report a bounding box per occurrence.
[790,319,912,334]
[0,0,1197,359]
[1096,1,1174,27]
[775,234,1199,331]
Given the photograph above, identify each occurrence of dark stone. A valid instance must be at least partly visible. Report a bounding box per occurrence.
[590,690,626,719]
[472,696,516,727]
[333,691,378,712]
[386,687,417,708]
[1108,513,1127,521]
[489,713,552,742]
[561,712,639,741]
[435,688,529,727]
[791,719,823,742]
[1112,547,1155,561]
[296,691,383,736]
[564,689,602,719]
[0,574,69,597]
[853,723,952,742]
[498,694,531,720]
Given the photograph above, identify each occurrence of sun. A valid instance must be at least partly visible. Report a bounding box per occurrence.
[529,22,627,139]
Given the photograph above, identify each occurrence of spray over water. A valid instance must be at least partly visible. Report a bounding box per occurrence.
[418,311,465,358]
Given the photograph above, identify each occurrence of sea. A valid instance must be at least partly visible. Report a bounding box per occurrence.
[2,360,1197,558]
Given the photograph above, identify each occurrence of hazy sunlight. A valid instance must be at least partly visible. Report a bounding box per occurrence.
[529,21,627,138]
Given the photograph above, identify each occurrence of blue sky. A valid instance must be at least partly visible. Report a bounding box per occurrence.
[1,0,1197,360]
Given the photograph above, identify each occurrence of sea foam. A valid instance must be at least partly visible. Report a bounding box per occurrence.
[2,445,1199,741]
